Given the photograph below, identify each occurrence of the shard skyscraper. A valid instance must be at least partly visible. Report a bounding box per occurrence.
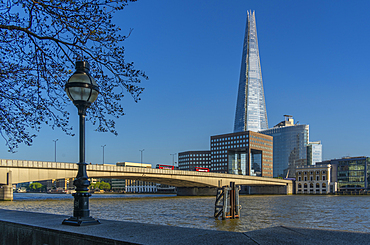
[234,10,268,133]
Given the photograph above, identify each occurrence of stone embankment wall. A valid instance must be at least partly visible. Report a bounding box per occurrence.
[0,220,130,245]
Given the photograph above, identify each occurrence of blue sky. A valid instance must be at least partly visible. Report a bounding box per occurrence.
[2,0,370,166]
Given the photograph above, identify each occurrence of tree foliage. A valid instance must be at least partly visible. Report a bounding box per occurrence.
[90,181,111,190]
[0,0,147,152]
[28,182,45,191]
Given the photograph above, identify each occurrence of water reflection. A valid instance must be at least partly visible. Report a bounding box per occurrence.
[0,194,369,232]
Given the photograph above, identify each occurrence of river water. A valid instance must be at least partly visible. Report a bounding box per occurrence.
[0,193,369,233]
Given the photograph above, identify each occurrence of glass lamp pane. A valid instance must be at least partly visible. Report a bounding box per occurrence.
[68,74,91,84]
[89,89,99,103]
[81,87,92,101]
[67,87,92,101]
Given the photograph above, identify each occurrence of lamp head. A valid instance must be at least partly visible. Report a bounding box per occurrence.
[65,61,99,115]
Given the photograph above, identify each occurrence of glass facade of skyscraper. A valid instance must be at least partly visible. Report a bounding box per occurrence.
[307,141,322,165]
[260,118,309,178]
[234,10,268,133]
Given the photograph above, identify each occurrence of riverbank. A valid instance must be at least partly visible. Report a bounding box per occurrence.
[1,209,369,245]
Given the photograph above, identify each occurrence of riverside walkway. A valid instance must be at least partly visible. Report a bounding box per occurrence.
[0,209,369,245]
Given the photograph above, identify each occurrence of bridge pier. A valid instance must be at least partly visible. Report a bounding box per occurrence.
[0,171,13,201]
[177,187,218,196]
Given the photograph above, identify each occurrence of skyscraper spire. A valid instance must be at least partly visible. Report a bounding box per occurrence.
[234,10,268,132]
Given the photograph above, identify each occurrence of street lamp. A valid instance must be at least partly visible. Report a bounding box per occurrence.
[170,153,177,167]
[140,149,145,168]
[62,61,100,226]
[53,139,58,162]
[101,145,106,164]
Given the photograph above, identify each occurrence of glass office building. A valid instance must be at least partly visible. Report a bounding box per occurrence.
[210,131,273,177]
[323,156,370,191]
[259,116,309,178]
[234,10,268,133]
[307,141,322,165]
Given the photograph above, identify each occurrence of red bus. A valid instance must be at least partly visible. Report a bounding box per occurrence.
[194,167,209,172]
[156,164,174,170]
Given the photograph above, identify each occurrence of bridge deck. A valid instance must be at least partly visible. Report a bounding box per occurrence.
[0,159,292,190]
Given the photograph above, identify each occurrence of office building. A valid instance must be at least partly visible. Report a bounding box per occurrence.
[114,162,155,193]
[125,180,157,193]
[111,179,125,192]
[320,156,370,192]
[295,164,337,194]
[260,115,311,178]
[178,151,211,171]
[234,10,268,133]
[210,131,273,177]
[307,141,322,165]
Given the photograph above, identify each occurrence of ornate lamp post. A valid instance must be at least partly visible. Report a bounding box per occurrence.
[62,61,100,226]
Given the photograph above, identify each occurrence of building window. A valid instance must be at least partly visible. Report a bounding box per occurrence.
[323,175,326,181]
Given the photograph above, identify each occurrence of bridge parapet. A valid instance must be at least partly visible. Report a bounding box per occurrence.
[0,159,77,170]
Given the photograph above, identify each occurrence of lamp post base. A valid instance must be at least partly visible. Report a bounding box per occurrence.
[62,216,101,226]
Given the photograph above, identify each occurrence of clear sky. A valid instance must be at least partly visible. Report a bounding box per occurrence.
[2,0,370,166]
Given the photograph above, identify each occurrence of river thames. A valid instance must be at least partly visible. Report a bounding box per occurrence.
[0,193,369,233]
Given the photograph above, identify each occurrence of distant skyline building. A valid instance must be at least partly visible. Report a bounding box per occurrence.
[178,151,211,171]
[307,141,322,165]
[234,10,268,133]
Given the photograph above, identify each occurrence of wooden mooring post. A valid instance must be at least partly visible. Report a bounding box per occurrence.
[214,182,241,219]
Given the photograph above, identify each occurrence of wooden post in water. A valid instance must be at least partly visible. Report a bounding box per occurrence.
[222,185,228,220]
[230,182,235,219]
[214,182,240,220]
